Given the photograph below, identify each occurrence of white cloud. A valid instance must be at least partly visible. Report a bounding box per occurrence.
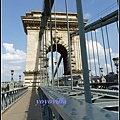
[104,64,112,71]
[90,70,95,76]
[2,43,26,63]
[2,43,26,82]
[91,29,99,33]
[47,52,62,67]
[86,40,118,59]
[3,43,15,53]
[88,58,98,63]
[86,40,104,58]
[111,53,119,59]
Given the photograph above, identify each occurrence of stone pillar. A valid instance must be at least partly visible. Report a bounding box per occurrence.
[24,30,40,87]
[71,36,83,80]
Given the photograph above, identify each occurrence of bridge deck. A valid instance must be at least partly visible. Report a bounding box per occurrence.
[2,88,43,120]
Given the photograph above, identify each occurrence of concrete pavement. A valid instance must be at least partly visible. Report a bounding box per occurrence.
[2,88,43,120]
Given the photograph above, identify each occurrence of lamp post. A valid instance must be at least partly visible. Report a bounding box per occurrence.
[11,70,14,81]
[100,67,106,83]
[112,57,119,74]
[10,70,14,90]
[99,68,103,77]
[18,75,21,87]
[19,75,21,81]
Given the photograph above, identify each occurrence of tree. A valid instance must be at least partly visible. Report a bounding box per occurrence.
[6,84,9,91]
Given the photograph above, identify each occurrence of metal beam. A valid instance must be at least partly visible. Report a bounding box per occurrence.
[85,10,118,32]
[54,55,63,77]
[70,10,118,37]
[74,87,118,97]
[38,86,118,120]
[39,0,55,41]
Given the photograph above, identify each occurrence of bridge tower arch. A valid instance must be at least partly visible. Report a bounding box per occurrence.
[21,10,87,87]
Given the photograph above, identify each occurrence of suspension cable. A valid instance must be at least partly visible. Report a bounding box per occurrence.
[65,0,73,90]
[45,29,49,86]
[117,0,118,4]
[78,38,82,70]
[73,39,77,70]
[94,30,101,76]
[78,38,81,70]
[105,25,114,73]
[41,36,44,85]
[100,22,109,75]
[49,0,54,88]
[44,8,49,87]
[39,40,42,86]
[77,38,80,70]
[54,0,59,87]
[86,33,92,76]
[90,30,97,76]
[88,2,117,23]
[43,31,45,86]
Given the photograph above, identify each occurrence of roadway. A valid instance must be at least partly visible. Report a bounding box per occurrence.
[2,88,43,120]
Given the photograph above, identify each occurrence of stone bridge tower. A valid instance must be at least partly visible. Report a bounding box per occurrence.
[21,11,87,87]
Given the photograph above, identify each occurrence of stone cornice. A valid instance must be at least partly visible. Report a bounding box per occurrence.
[21,10,88,34]
[23,70,40,74]
[25,10,81,16]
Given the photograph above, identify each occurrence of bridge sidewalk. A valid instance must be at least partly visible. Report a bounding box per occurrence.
[2,88,43,120]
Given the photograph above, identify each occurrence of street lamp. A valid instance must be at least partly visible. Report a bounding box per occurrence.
[112,57,119,74]
[10,70,14,90]
[18,75,21,87]
[19,75,21,81]
[54,61,57,65]
[99,67,106,83]
[11,70,14,81]
[99,68,103,77]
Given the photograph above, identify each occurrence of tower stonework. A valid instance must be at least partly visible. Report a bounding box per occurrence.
[21,11,87,87]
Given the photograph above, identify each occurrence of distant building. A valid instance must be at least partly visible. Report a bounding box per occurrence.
[105,73,118,83]
[90,73,118,83]
[54,75,82,86]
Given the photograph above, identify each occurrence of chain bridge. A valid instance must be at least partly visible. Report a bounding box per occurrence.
[2,0,119,120]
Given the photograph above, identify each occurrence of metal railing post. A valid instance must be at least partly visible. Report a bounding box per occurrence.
[65,0,73,90]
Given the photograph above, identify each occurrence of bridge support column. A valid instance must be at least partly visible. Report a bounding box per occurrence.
[76,0,92,103]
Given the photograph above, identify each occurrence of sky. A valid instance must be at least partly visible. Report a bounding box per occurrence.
[1,0,118,82]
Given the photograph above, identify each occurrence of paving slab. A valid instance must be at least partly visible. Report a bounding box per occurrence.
[2,88,43,120]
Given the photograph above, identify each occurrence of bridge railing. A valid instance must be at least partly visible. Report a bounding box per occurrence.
[38,86,118,120]
[1,86,28,113]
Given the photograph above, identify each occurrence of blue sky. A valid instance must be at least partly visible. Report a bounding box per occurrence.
[2,0,118,82]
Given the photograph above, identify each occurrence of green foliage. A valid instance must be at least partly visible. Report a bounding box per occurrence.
[6,84,9,91]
